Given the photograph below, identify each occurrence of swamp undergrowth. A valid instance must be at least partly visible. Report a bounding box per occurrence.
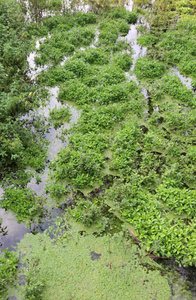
[1,0,196,298]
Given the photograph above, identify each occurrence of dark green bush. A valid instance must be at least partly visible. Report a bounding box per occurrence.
[74,11,97,25]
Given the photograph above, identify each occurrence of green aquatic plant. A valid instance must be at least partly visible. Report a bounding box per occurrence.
[17,231,172,300]
[137,32,158,46]
[111,52,133,71]
[35,27,95,65]
[105,179,196,266]
[69,132,109,153]
[1,187,44,222]
[49,106,71,129]
[50,148,104,189]
[134,57,166,79]
[109,6,138,24]
[73,103,130,133]
[118,21,130,35]
[0,249,19,299]
[74,47,110,65]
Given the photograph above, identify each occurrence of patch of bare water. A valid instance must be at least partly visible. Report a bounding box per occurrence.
[171,67,196,94]
[122,16,148,104]
[27,37,48,80]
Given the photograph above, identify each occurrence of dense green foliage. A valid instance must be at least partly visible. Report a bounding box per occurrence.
[0,0,48,182]
[39,2,196,268]
[1,2,196,299]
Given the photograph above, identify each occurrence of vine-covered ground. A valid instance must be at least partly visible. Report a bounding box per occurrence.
[0,0,196,299]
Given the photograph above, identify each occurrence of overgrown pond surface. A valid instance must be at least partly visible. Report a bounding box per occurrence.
[0,0,196,299]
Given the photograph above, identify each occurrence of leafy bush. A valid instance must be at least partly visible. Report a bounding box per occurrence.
[68,199,102,226]
[110,121,142,173]
[192,79,196,90]
[98,21,118,45]
[0,118,47,171]
[105,180,196,265]
[58,79,91,105]
[74,11,97,25]
[74,104,128,133]
[36,27,95,65]
[179,58,196,76]
[110,40,132,52]
[42,12,96,31]
[69,132,109,153]
[161,75,196,106]
[157,185,196,216]
[37,65,76,86]
[109,7,138,24]
[126,11,138,24]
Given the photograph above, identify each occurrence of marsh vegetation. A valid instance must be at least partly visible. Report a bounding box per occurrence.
[0,0,196,299]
